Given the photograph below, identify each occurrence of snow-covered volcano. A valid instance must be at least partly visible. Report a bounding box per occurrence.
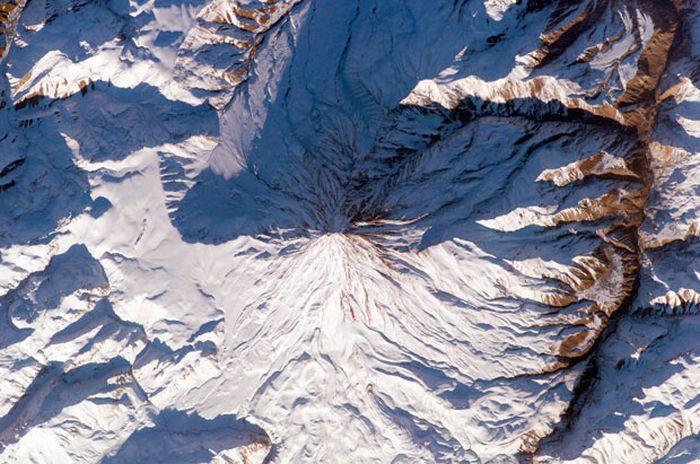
[1,0,699,462]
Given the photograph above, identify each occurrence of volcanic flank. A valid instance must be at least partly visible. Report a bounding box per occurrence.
[0,1,699,463]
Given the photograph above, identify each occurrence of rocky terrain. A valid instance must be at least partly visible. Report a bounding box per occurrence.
[0,0,699,462]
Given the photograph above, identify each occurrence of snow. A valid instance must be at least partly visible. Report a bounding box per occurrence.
[0,0,698,462]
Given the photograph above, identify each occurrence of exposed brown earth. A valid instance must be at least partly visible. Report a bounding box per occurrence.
[524,0,682,457]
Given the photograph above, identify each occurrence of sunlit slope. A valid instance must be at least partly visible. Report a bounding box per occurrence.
[0,1,698,463]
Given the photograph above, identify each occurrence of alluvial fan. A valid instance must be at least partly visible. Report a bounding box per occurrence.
[0,0,699,462]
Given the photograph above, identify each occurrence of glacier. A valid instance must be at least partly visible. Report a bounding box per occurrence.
[0,0,699,462]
